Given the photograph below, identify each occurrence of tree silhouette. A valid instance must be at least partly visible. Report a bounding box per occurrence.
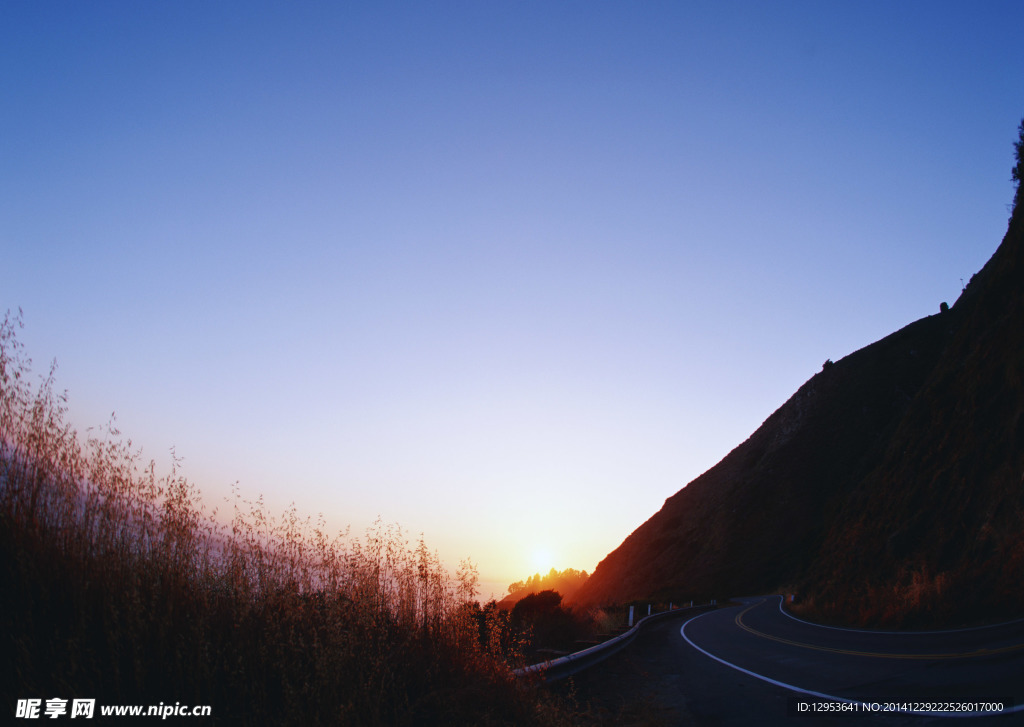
[506,567,589,601]
[510,589,590,651]
[1013,117,1024,214]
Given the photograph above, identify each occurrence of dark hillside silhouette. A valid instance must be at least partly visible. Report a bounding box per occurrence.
[805,206,1024,625]
[573,123,1024,627]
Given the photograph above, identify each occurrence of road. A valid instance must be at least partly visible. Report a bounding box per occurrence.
[556,596,1024,725]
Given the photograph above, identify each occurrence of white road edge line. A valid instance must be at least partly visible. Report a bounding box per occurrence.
[679,608,1024,718]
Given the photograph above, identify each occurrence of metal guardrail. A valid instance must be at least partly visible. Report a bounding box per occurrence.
[513,602,714,682]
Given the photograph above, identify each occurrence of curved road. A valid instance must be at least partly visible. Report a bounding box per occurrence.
[558,597,1024,725]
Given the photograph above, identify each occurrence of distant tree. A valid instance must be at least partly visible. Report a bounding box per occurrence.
[506,567,588,600]
[940,301,949,314]
[1013,116,1024,214]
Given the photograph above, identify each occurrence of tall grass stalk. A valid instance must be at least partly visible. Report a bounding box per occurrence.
[0,311,581,725]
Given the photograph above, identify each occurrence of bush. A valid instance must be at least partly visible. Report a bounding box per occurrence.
[511,590,595,658]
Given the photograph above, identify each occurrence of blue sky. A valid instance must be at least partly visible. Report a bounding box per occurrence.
[3,1,1022,597]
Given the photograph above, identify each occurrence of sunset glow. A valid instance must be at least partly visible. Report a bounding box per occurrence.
[3,1,1022,593]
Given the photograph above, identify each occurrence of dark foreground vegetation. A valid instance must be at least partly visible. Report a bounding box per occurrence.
[0,313,623,725]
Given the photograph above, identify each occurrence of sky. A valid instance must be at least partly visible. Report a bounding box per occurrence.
[2,1,1023,600]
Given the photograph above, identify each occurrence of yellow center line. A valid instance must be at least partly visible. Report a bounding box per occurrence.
[734,603,1024,660]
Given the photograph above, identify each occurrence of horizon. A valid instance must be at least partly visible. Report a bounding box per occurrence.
[3,1,1023,590]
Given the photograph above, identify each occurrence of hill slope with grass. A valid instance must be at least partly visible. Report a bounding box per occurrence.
[574,150,1024,628]
[0,315,593,725]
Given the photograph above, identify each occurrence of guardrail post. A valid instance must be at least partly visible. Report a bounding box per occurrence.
[628,605,634,627]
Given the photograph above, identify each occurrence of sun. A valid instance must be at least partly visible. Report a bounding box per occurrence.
[530,547,554,574]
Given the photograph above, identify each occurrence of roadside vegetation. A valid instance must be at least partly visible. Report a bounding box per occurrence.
[0,312,601,725]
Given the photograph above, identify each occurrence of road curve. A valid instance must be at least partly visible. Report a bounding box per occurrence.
[682,596,1024,721]
[557,596,1024,725]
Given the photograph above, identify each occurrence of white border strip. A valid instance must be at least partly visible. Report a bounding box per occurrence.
[680,609,1023,718]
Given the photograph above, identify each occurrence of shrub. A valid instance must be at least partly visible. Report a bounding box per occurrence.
[511,590,596,658]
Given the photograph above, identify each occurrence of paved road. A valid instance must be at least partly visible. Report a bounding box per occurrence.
[558,597,1024,725]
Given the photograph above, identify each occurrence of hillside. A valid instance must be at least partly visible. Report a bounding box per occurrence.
[572,204,1024,627]
[806,208,1024,625]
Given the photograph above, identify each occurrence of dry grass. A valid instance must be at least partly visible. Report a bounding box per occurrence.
[791,566,956,629]
[0,311,588,725]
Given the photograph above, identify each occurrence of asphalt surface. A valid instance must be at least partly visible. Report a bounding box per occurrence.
[557,597,1024,726]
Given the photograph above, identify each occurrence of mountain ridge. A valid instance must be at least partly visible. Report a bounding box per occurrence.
[571,205,1024,627]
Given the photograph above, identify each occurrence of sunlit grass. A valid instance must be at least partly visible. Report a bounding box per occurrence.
[0,311,598,725]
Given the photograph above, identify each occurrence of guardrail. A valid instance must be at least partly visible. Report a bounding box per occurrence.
[513,602,715,682]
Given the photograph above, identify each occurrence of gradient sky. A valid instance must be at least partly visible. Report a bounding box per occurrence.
[3,1,1022,599]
